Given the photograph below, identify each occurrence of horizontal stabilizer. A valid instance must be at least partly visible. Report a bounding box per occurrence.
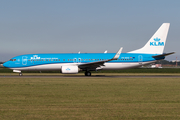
[152,52,175,58]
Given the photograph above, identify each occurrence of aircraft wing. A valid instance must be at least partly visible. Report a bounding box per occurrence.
[152,52,175,58]
[78,47,123,70]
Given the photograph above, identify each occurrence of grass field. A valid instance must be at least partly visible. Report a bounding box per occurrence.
[0,77,180,119]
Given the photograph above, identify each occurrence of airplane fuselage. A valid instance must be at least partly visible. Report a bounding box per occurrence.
[3,53,163,71]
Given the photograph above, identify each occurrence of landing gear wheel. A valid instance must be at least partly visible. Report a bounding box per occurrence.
[85,71,91,76]
[19,73,23,76]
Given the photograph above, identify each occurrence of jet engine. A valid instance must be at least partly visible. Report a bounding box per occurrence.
[61,65,79,74]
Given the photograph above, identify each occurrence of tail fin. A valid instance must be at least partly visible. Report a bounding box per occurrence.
[128,23,170,54]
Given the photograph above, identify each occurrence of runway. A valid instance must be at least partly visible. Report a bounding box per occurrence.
[1,75,180,78]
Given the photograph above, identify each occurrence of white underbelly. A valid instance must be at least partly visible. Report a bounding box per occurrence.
[100,61,155,70]
[10,63,76,71]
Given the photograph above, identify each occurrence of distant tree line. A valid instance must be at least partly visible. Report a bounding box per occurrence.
[156,60,180,66]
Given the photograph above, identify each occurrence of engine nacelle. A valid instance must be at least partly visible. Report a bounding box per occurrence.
[61,65,79,74]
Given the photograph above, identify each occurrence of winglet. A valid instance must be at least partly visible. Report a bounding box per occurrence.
[112,47,123,60]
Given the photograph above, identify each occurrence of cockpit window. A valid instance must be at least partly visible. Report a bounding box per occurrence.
[10,59,16,61]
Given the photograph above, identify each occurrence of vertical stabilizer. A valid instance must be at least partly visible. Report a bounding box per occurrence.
[128,23,170,54]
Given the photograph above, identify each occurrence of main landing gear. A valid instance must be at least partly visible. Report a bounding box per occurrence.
[85,71,91,76]
[19,73,23,76]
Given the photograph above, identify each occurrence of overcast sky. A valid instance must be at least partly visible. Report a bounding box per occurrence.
[0,0,180,61]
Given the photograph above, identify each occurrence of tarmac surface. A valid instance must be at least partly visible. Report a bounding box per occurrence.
[1,75,180,78]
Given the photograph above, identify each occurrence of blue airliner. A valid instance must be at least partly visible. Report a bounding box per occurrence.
[2,23,174,76]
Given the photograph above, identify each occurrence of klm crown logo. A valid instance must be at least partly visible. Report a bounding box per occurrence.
[153,37,161,42]
[31,55,40,59]
[150,37,164,46]
[66,68,71,71]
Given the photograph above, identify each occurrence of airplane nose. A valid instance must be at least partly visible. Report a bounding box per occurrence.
[2,62,8,68]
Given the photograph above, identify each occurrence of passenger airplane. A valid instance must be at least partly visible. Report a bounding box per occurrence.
[2,23,174,76]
